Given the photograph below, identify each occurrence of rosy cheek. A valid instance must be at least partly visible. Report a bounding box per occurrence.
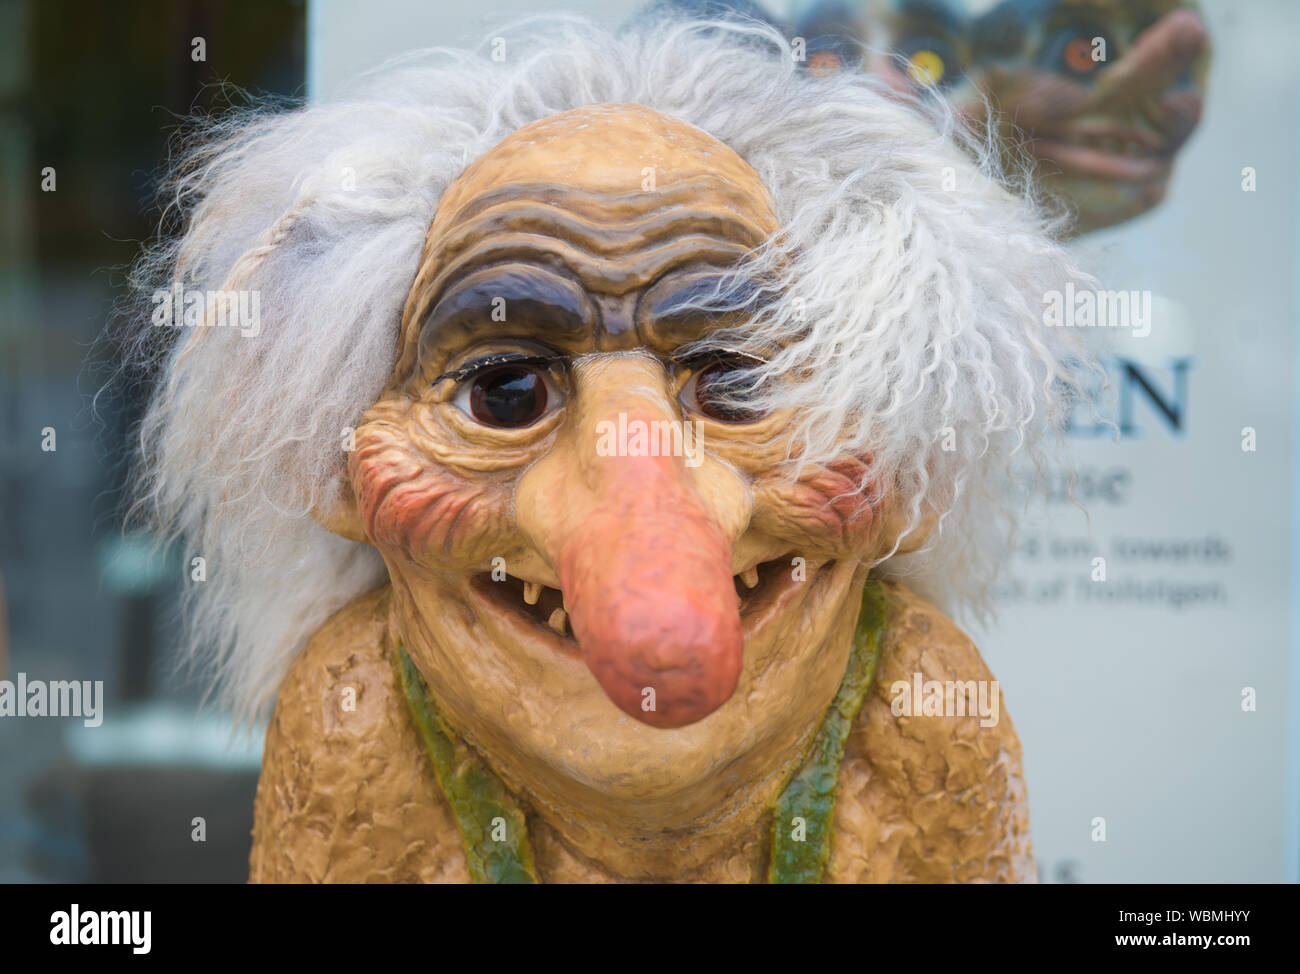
[754,453,881,550]
[350,423,495,559]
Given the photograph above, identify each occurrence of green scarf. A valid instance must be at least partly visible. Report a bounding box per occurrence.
[394,576,887,884]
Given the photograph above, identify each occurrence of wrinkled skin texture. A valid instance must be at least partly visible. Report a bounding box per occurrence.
[797,0,1210,233]
[251,104,1034,881]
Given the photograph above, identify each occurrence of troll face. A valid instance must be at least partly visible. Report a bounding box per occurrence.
[799,0,1210,232]
[327,105,913,819]
[137,17,1096,881]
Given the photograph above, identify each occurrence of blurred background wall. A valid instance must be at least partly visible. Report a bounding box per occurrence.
[0,0,305,882]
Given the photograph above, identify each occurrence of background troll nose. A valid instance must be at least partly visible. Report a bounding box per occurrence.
[557,411,743,729]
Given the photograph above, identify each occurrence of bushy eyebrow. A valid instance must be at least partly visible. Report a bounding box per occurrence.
[417,265,594,360]
[645,273,780,324]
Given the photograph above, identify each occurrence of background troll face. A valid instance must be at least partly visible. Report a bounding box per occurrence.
[338,105,899,811]
[797,0,1211,233]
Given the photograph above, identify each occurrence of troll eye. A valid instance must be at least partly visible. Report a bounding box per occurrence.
[680,356,767,424]
[895,36,958,89]
[1045,28,1111,78]
[453,363,564,429]
[807,49,845,77]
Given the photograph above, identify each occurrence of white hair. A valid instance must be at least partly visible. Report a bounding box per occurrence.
[125,13,1097,723]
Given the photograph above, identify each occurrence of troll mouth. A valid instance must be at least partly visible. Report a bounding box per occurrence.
[471,555,799,647]
[1025,123,1177,182]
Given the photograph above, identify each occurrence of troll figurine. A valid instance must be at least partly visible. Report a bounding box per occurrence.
[130,18,1090,883]
[795,0,1210,234]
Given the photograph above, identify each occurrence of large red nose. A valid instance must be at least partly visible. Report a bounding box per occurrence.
[555,415,742,729]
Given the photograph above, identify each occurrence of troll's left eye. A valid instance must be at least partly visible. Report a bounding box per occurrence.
[681,358,767,424]
[454,365,562,429]
[1045,29,1110,77]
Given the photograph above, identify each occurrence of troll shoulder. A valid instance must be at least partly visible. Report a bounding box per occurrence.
[828,581,1034,883]
[249,586,470,883]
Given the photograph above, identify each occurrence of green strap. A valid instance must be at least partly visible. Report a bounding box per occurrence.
[395,576,888,884]
[768,577,887,883]
[394,646,538,883]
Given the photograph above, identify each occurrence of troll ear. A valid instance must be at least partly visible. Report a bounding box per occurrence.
[877,498,938,556]
[311,474,369,544]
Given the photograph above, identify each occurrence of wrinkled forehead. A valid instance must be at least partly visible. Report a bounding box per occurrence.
[435,103,773,222]
[392,104,779,378]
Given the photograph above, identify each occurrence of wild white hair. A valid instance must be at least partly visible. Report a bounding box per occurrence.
[125,13,1096,723]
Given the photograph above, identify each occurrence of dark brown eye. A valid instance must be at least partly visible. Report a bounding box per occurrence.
[467,365,549,428]
[684,360,766,424]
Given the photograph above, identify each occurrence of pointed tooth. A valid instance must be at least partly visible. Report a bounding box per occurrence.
[523,581,542,605]
[547,607,568,635]
[740,566,759,589]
